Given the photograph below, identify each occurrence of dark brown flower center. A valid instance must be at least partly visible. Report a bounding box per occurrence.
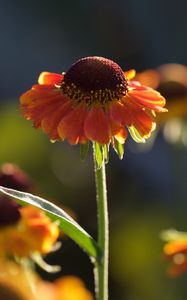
[61,56,128,105]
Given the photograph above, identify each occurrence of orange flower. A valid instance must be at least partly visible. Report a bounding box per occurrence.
[0,205,59,258]
[135,64,187,125]
[38,276,94,300]
[163,240,187,276]
[162,229,187,276]
[20,56,167,150]
[0,259,39,300]
[54,276,94,300]
[20,205,59,255]
[0,260,93,300]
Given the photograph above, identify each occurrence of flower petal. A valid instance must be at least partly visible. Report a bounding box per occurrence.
[32,102,63,129]
[84,106,110,144]
[38,72,63,85]
[20,85,72,134]
[20,85,62,105]
[21,98,61,127]
[109,118,128,144]
[114,127,128,144]
[58,105,88,144]
[128,109,156,142]
[128,87,167,112]
[124,69,136,80]
[41,101,72,140]
[109,102,131,126]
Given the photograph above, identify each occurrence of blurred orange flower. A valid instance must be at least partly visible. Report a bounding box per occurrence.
[0,204,59,258]
[162,229,187,276]
[135,64,187,124]
[20,56,166,147]
[0,260,93,300]
[0,259,38,300]
[20,205,59,254]
[135,64,187,146]
[39,276,94,300]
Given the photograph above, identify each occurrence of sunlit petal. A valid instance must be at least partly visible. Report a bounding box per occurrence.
[129,88,167,112]
[124,69,136,80]
[38,72,63,85]
[58,105,88,144]
[84,106,110,144]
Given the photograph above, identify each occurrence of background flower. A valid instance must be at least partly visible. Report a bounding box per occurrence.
[161,229,187,276]
[0,260,93,300]
[0,203,59,260]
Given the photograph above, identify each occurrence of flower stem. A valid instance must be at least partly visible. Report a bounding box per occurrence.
[93,143,109,300]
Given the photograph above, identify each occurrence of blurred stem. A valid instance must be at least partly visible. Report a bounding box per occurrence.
[93,143,109,300]
[21,259,37,297]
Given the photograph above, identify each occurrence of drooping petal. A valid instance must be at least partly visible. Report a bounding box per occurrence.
[124,69,136,80]
[32,101,63,129]
[109,117,128,144]
[21,93,62,112]
[114,127,128,144]
[20,85,62,105]
[109,102,131,126]
[41,101,72,140]
[128,108,156,142]
[128,86,167,112]
[58,105,88,144]
[20,85,73,135]
[38,72,63,85]
[21,99,60,127]
[84,106,110,144]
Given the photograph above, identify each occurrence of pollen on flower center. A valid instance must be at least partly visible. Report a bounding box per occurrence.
[61,56,128,105]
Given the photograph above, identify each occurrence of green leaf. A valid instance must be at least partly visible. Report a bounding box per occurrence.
[80,142,89,160]
[129,126,145,143]
[94,142,103,169]
[103,144,109,163]
[114,140,124,160]
[0,186,101,262]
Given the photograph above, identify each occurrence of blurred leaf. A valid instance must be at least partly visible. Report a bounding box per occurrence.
[160,229,187,241]
[0,186,101,262]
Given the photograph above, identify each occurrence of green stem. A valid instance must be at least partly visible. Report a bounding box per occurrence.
[93,143,109,300]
